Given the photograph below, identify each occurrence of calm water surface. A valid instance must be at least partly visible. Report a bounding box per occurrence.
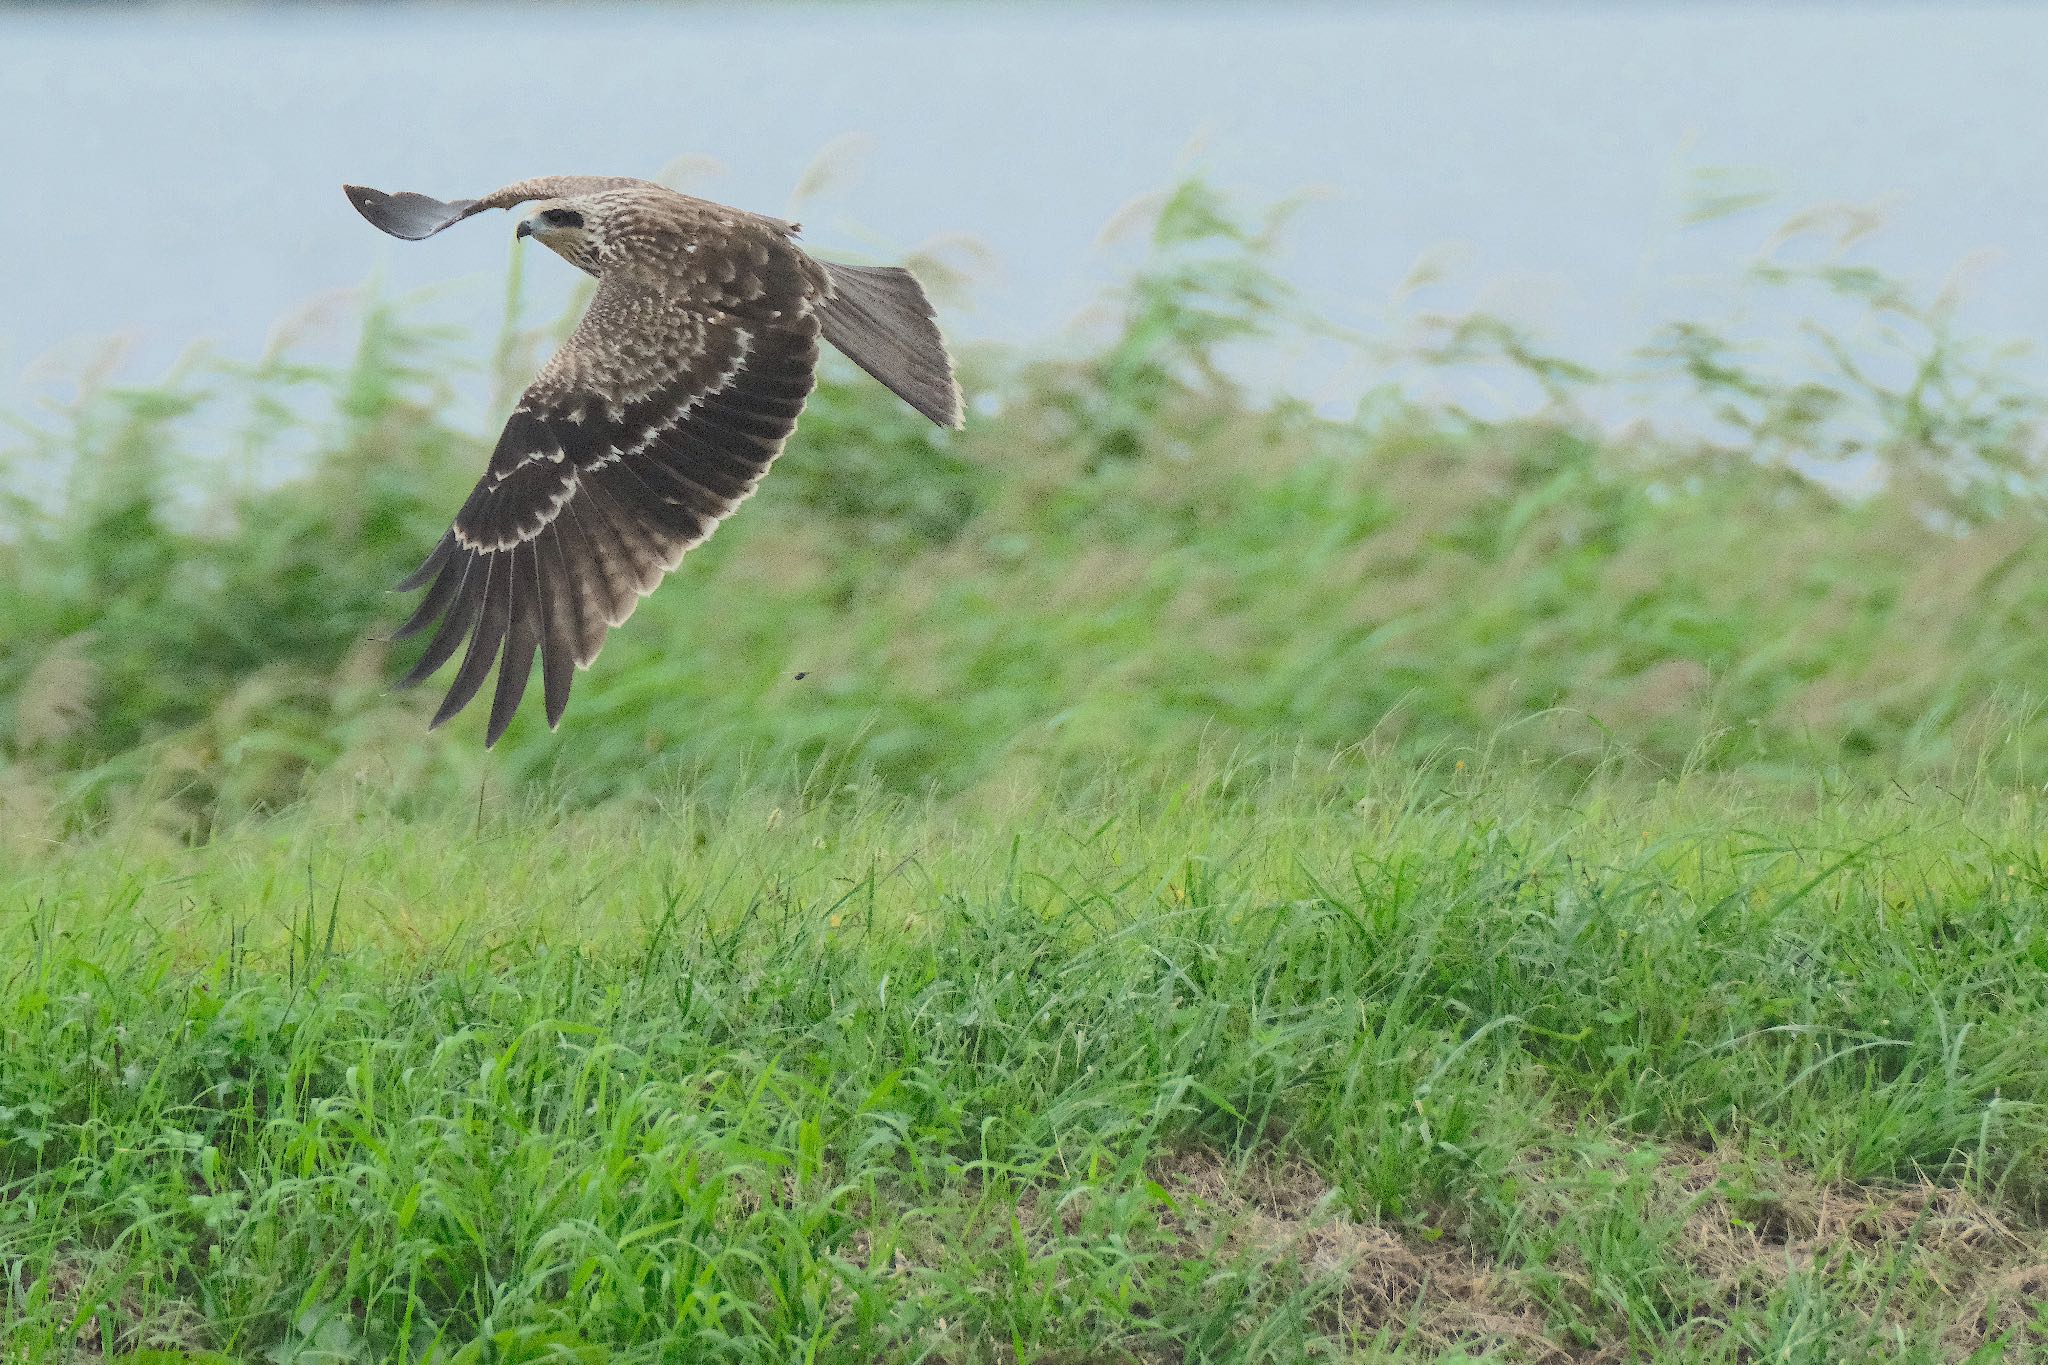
[5,2,2044,419]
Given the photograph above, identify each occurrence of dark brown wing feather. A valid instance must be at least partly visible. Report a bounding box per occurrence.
[343,186,482,240]
[394,274,820,745]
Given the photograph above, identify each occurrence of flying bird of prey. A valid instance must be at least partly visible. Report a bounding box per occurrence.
[344,175,963,745]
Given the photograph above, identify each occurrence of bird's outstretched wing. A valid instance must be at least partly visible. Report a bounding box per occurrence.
[392,277,820,744]
[344,178,644,240]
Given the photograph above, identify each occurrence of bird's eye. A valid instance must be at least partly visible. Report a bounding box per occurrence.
[542,208,585,230]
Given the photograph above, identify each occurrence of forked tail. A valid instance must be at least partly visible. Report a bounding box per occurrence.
[817,262,964,429]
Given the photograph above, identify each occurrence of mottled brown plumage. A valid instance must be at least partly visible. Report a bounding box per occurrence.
[344,176,963,745]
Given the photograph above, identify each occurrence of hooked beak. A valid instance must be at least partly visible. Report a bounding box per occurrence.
[515,217,535,240]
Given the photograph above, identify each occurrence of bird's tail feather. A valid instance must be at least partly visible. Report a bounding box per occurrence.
[817,262,964,428]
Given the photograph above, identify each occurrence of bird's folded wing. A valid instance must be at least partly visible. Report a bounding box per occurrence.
[392,278,820,745]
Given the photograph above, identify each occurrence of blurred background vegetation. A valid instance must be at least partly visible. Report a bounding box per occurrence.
[3,177,2045,845]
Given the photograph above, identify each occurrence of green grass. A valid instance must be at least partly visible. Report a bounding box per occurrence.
[4,176,2048,1359]
[3,761,2046,1360]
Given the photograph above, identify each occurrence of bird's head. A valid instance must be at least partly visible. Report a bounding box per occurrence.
[516,198,606,275]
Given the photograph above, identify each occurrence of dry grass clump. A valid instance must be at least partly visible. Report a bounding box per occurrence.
[1150,1143,2047,1362]
[1502,1141,2045,1360]
[1158,1149,1571,1361]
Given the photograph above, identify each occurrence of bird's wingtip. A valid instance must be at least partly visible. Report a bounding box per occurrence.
[344,184,479,241]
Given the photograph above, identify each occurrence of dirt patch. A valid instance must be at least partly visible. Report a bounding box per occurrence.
[1154,1150,1575,1362]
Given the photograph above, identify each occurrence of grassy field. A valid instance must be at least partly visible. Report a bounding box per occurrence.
[4,765,2047,1361]
[3,179,2047,1359]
